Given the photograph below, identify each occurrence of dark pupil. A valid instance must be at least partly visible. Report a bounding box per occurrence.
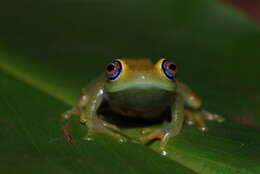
[107,64,115,72]
[169,64,176,71]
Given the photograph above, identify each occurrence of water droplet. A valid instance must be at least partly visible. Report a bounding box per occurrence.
[118,138,126,143]
[199,126,208,132]
[161,150,167,156]
[187,120,194,125]
[84,137,94,141]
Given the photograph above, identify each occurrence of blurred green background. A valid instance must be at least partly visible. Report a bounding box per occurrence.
[0,0,260,174]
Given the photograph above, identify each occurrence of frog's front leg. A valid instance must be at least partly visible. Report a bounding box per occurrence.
[84,87,127,141]
[140,94,184,153]
[61,89,88,120]
[62,86,125,142]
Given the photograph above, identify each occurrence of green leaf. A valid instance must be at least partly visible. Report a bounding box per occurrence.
[0,0,260,174]
[0,70,195,174]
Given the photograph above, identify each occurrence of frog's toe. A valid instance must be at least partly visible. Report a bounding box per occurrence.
[61,112,73,120]
[202,110,225,123]
[61,107,81,120]
[101,120,120,131]
[198,126,208,132]
[139,129,164,142]
[140,128,156,135]
[185,118,194,125]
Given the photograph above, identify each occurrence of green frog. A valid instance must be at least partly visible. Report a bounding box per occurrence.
[62,58,223,153]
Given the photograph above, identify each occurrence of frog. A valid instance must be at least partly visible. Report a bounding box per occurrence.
[62,58,224,153]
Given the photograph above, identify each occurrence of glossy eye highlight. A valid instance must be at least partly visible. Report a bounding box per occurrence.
[162,59,177,79]
[105,60,122,80]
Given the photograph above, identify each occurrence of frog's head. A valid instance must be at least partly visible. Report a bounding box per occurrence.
[104,58,177,93]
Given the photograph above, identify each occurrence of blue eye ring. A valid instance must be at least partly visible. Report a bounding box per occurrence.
[105,60,122,80]
[162,59,177,79]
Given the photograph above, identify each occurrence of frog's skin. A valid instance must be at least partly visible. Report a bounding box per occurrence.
[62,58,223,152]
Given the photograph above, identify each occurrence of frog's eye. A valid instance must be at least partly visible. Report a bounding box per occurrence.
[162,59,177,79]
[105,60,122,80]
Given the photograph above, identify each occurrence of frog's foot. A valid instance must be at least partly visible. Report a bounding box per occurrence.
[139,128,171,154]
[184,110,208,131]
[61,107,81,120]
[85,118,126,142]
[184,109,224,131]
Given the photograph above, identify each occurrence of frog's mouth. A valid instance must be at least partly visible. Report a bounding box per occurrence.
[106,81,176,93]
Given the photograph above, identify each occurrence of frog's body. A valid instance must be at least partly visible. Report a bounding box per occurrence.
[62,58,223,153]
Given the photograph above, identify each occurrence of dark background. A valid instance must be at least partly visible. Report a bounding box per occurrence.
[0,1,260,174]
[1,0,260,125]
